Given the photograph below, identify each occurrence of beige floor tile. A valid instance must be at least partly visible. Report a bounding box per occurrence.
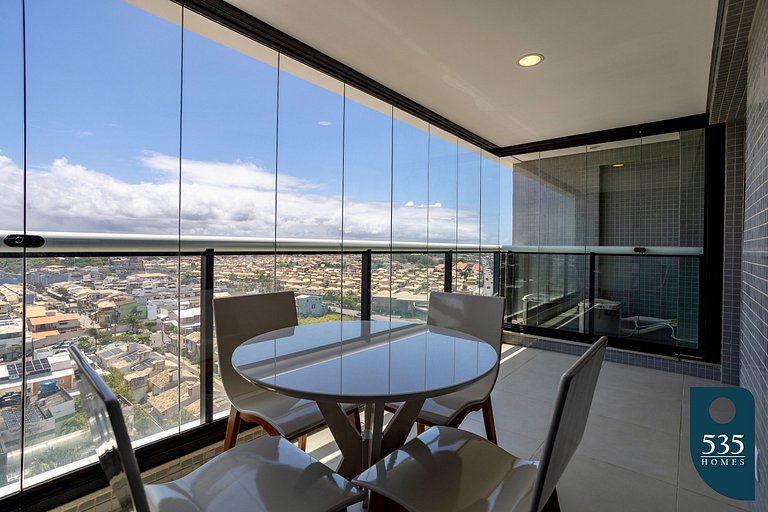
[577,413,680,484]
[599,361,684,399]
[591,383,683,435]
[677,488,752,512]
[459,418,544,459]
[557,454,678,512]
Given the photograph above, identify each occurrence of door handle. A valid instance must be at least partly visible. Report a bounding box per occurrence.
[3,234,46,248]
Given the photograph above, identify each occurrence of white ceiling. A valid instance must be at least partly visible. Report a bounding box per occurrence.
[226,0,719,148]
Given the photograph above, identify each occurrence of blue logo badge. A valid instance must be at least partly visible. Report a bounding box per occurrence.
[690,387,755,501]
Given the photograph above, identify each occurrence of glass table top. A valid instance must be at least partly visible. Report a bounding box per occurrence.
[232,320,498,402]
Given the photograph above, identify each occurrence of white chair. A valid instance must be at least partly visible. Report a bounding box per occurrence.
[68,346,363,512]
[413,292,506,443]
[355,337,609,512]
[214,291,360,450]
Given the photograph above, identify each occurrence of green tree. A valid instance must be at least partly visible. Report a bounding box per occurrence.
[103,368,136,404]
[126,312,143,334]
[76,336,93,353]
[59,398,88,434]
[54,287,70,299]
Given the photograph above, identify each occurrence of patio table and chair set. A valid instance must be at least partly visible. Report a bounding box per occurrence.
[69,291,608,512]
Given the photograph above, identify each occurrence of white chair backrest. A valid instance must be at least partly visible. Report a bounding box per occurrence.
[68,346,150,512]
[532,336,608,512]
[427,292,505,352]
[213,292,298,400]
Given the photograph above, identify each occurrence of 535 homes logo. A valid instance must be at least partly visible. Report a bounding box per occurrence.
[690,387,755,501]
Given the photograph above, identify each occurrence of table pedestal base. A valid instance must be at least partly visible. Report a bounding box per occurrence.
[317,399,425,480]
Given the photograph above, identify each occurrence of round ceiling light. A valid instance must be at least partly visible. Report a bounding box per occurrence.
[612,163,625,168]
[517,53,544,67]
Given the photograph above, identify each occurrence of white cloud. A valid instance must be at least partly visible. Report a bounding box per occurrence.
[74,129,94,138]
[0,152,482,244]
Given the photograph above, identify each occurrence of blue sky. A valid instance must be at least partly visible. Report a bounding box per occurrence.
[0,0,502,244]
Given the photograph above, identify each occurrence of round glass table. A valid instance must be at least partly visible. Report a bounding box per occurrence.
[232,320,498,479]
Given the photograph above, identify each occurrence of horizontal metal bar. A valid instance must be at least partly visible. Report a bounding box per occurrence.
[501,245,703,256]
[0,231,502,254]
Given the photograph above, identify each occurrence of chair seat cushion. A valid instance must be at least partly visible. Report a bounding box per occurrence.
[387,376,491,426]
[233,388,359,439]
[354,426,538,512]
[146,436,362,512]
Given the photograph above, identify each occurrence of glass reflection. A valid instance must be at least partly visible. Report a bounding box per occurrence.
[392,110,429,246]
[428,129,458,249]
[276,58,343,243]
[181,11,278,239]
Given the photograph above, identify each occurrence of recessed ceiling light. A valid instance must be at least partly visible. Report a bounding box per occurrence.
[517,53,543,67]
[612,163,625,168]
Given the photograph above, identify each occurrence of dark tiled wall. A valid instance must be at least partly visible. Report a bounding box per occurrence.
[512,135,705,348]
[723,120,746,385]
[743,0,768,508]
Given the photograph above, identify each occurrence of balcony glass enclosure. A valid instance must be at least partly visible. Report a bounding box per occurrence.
[0,0,500,497]
[503,132,705,352]
[0,0,709,502]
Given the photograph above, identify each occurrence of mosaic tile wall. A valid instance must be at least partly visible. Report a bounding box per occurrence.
[722,120,746,385]
[509,133,705,349]
[742,1,768,508]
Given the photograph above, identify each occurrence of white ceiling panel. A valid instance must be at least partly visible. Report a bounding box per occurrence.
[225,0,718,147]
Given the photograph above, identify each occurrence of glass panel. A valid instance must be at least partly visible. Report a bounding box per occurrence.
[534,147,587,331]
[392,111,429,314]
[276,57,343,245]
[25,0,182,236]
[591,255,633,337]
[343,88,392,247]
[455,144,480,294]
[454,253,481,295]
[503,252,536,325]
[481,152,500,247]
[341,255,362,319]
[23,0,182,485]
[389,254,443,323]
[679,129,706,247]
[181,13,280,420]
[479,253,496,296]
[428,129,458,251]
[586,138,643,248]
[538,147,586,248]
[457,143,481,250]
[511,154,540,249]
[0,0,23,497]
[342,89,392,321]
[499,159,514,248]
[592,254,699,347]
[181,10,278,240]
[392,109,428,247]
[212,255,275,418]
[370,254,392,320]
[178,256,201,430]
[275,255,344,323]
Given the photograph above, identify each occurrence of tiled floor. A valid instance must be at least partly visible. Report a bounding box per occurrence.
[306,345,752,512]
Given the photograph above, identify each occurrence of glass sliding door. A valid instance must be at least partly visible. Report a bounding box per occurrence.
[181,10,279,419]
[23,0,183,484]
[0,0,24,497]
[504,129,705,356]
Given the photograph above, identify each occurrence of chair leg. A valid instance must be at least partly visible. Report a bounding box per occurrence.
[223,406,242,451]
[481,398,498,445]
[297,434,308,451]
[350,407,362,433]
[541,489,561,512]
[416,422,426,435]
